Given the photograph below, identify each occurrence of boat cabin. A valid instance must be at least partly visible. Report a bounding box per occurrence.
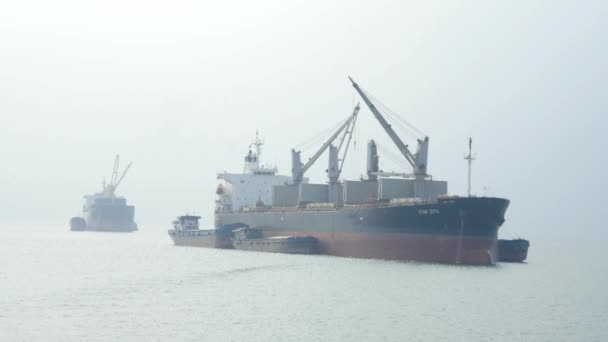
[172,215,201,231]
[233,227,263,240]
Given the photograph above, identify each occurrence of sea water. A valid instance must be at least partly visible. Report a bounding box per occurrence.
[0,225,606,341]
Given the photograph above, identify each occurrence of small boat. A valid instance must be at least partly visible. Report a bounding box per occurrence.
[498,239,530,262]
[168,215,232,248]
[232,227,319,254]
[69,217,87,231]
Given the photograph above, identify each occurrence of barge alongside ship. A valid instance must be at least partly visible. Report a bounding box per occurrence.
[232,227,320,254]
[214,78,510,265]
[168,215,232,248]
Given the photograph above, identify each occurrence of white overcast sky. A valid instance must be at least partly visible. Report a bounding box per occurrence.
[0,0,606,239]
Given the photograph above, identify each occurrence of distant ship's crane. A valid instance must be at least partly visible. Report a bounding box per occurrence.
[104,155,132,198]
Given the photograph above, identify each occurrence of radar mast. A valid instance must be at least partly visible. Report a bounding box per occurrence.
[464,138,476,197]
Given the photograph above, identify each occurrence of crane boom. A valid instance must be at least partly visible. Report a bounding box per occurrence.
[103,155,133,197]
[336,103,359,152]
[292,107,358,184]
[338,104,359,173]
[301,116,353,175]
[111,155,120,187]
[349,76,429,177]
[349,77,415,167]
[114,162,132,191]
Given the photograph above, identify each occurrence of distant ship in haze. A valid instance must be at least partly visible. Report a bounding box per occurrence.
[70,155,137,232]
[213,77,510,265]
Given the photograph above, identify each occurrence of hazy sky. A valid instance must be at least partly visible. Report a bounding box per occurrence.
[1,1,606,239]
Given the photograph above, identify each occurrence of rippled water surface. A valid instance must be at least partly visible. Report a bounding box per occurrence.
[1,225,606,341]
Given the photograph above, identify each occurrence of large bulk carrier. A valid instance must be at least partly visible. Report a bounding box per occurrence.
[70,155,137,232]
[215,78,509,265]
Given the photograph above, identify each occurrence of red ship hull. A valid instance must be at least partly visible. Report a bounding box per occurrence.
[264,230,496,265]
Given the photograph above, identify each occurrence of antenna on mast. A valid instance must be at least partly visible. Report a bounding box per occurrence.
[251,130,263,159]
[464,138,476,197]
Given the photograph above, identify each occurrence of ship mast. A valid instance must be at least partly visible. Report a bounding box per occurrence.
[251,130,263,161]
[464,138,475,197]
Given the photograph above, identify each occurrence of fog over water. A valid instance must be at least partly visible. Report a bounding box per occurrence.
[1,227,607,341]
[1,1,606,240]
[1,2,607,341]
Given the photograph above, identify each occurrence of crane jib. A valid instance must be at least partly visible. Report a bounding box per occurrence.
[348,76,429,177]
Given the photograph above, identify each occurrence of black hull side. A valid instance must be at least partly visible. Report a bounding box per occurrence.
[215,197,509,264]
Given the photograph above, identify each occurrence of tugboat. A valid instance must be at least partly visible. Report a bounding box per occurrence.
[498,239,530,262]
[232,227,320,254]
[70,155,137,232]
[168,215,233,248]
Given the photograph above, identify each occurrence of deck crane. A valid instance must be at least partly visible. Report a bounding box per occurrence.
[103,155,133,198]
[291,104,360,185]
[349,76,429,180]
[335,103,360,176]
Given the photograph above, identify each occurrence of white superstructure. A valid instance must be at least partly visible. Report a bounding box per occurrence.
[72,155,137,232]
[172,215,201,231]
[216,132,294,213]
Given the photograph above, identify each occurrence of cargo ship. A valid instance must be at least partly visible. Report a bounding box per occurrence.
[214,78,509,265]
[70,155,137,232]
[168,215,232,248]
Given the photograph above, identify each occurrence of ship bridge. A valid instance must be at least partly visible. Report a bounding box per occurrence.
[216,132,292,212]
